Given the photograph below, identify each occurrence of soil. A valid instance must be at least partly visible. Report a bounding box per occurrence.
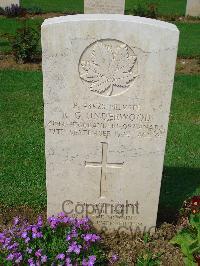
[160,16,200,23]
[0,205,46,230]
[0,54,41,71]
[0,55,199,75]
[102,224,184,265]
[176,58,200,74]
[0,205,184,265]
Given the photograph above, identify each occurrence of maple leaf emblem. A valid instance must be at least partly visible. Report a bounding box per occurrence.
[79,41,137,96]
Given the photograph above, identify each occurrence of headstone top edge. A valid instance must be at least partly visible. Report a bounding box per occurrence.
[42,14,179,33]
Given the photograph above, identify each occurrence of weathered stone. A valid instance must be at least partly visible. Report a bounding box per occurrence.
[84,0,125,14]
[0,0,19,8]
[42,15,179,233]
[186,0,200,17]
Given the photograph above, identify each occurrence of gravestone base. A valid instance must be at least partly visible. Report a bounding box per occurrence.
[84,0,125,14]
[186,0,200,17]
[0,0,20,8]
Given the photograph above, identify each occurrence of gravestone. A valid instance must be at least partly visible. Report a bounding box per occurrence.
[0,0,19,8]
[186,0,200,17]
[84,0,125,14]
[42,15,179,233]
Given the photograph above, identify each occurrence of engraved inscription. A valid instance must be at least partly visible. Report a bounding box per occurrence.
[79,39,137,97]
[85,0,125,14]
[47,102,166,139]
[85,142,124,198]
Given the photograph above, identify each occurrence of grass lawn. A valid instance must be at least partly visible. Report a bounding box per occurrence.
[175,22,200,58]
[20,0,187,16]
[0,70,45,210]
[0,70,199,216]
[159,74,200,220]
[0,17,199,58]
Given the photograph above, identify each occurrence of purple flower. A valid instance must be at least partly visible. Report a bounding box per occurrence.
[110,254,119,264]
[82,256,96,266]
[58,212,65,218]
[5,237,11,244]
[56,253,65,260]
[83,234,100,242]
[35,249,42,258]
[0,233,5,243]
[7,242,19,251]
[21,231,28,238]
[37,216,43,227]
[36,232,43,238]
[13,217,19,226]
[82,259,87,266]
[66,257,72,266]
[26,225,32,231]
[66,234,71,241]
[41,255,47,263]
[68,241,82,254]
[7,245,13,251]
[71,228,78,238]
[6,253,14,261]
[48,216,59,229]
[32,233,37,239]
[63,217,70,223]
[88,255,96,265]
[28,258,35,266]
[14,253,22,263]
[32,227,38,233]
[26,247,32,254]
[25,237,30,243]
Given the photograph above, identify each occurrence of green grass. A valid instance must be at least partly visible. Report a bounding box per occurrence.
[175,22,200,58]
[159,74,200,221]
[0,17,199,58]
[21,0,84,13]
[20,0,187,16]
[0,70,199,217]
[0,70,45,210]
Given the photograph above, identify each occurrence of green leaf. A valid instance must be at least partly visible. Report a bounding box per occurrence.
[183,257,197,266]
[190,214,200,243]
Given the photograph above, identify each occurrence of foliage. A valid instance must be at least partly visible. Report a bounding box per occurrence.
[136,251,161,266]
[27,6,43,15]
[3,4,27,17]
[126,2,158,18]
[179,196,200,218]
[0,214,107,265]
[0,7,5,15]
[143,233,151,244]
[170,213,200,265]
[11,24,41,63]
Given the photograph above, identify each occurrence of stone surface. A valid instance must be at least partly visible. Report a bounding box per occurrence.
[42,15,179,233]
[0,0,19,8]
[186,0,200,17]
[84,0,125,14]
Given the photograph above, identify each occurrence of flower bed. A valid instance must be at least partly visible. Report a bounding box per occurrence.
[0,213,107,265]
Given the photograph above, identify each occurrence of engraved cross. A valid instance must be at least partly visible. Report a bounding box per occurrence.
[85,142,124,198]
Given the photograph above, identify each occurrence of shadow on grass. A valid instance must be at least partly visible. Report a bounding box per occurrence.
[157,166,200,225]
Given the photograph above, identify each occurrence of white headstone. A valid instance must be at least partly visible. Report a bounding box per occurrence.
[0,0,19,8]
[84,0,125,14]
[42,15,179,233]
[186,0,200,17]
